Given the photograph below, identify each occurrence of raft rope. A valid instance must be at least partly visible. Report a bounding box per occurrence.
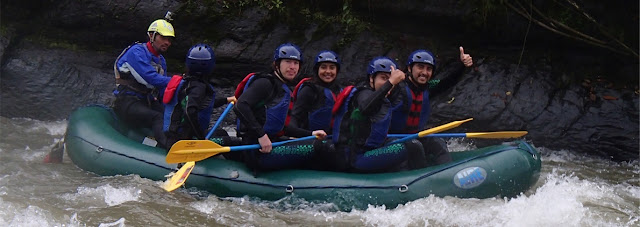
[69,135,174,172]
[69,124,530,193]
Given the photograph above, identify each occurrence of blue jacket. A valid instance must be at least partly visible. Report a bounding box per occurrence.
[114,42,171,97]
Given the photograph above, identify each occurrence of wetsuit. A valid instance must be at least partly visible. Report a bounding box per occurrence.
[113,42,171,148]
[163,75,229,148]
[234,72,316,171]
[388,61,468,167]
[333,81,420,173]
[289,78,341,170]
[290,79,340,132]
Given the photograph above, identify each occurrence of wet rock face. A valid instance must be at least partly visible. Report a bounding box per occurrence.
[430,60,639,161]
[0,0,637,161]
[0,41,115,120]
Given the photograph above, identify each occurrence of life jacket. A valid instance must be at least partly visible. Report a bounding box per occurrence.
[291,78,337,131]
[332,85,392,149]
[389,82,431,134]
[234,73,291,136]
[162,75,216,135]
[113,42,166,96]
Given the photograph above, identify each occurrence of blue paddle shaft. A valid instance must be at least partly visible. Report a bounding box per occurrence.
[228,135,317,152]
[388,133,466,138]
[206,102,234,140]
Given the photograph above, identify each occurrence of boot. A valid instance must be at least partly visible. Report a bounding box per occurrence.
[421,137,452,165]
[405,139,428,170]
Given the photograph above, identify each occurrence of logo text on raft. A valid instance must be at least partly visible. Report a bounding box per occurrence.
[453,167,487,189]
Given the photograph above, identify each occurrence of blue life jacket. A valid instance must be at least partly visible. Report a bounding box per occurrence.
[293,80,336,132]
[235,73,291,136]
[389,83,431,133]
[332,86,392,149]
[162,80,216,134]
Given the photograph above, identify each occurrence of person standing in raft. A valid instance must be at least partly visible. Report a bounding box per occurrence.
[387,47,473,169]
[112,16,175,148]
[233,43,327,171]
[162,43,236,149]
[331,57,425,173]
[289,50,343,170]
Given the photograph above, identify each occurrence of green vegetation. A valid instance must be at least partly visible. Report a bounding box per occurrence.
[177,0,371,51]
[466,0,637,58]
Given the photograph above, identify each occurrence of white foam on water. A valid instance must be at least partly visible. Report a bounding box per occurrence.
[190,197,235,225]
[177,141,638,226]
[540,147,586,163]
[40,119,68,136]
[5,117,68,137]
[1,203,54,227]
[98,217,126,227]
[1,117,67,160]
[191,195,229,216]
[193,195,300,225]
[447,137,477,152]
[343,168,638,227]
[61,184,141,207]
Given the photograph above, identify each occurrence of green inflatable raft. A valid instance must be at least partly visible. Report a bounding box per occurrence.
[65,106,541,211]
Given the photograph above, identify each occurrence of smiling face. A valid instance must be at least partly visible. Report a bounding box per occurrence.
[409,62,434,85]
[278,59,300,81]
[149,34,172,53]
[317,62,338,83]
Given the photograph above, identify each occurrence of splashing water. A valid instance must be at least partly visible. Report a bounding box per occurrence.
[0,117,638,226]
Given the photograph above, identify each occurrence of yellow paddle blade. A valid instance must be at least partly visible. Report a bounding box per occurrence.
[466,131,528,138]
[418,118,473,138]
[165,140,230,163]
[163,161,195,192]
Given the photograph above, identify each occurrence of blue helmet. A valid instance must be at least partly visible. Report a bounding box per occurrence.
[367,56,397,76]
[407,49,436,70]
[186,43,215,77]
[314,50,340,66]
[314,50,340,72]
[273,43,303,63]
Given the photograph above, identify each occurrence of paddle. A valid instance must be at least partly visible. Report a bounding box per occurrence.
[166,135,317,163]
[388,118,473,145]
[163,102,234,192]
[43,140,65,163]
[388,131,528,139]
[163,161,195,192]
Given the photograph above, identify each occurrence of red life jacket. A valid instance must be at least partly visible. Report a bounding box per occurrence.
[406,88,424,132]
[332,85,355,115]
[234,72,256,98]
[330,85,356,139]
[285,77,313,131]
[389,83,431,134]
[163,75,183,104]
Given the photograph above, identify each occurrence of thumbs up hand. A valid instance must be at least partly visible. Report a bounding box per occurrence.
[459,46,473,67]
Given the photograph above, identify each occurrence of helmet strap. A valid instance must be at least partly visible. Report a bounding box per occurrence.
[369,74,376,90]
[149,32,157,44]
[407,66,417,85]
[272,60,287,83]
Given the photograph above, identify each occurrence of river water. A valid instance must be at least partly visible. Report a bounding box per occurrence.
[0,116,638,226]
